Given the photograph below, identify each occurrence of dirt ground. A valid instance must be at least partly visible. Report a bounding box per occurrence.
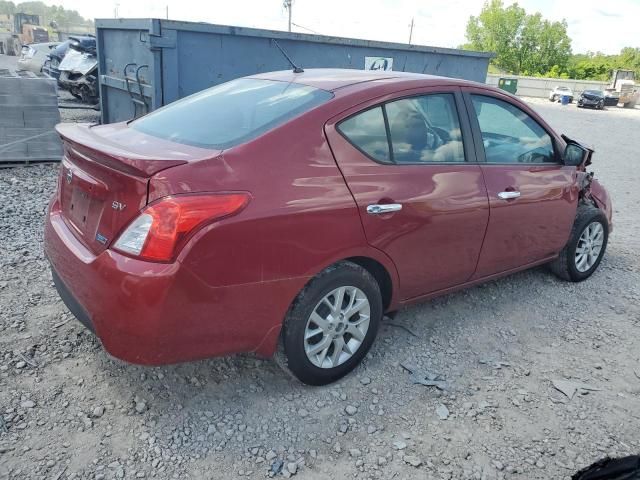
[1,59,639,480]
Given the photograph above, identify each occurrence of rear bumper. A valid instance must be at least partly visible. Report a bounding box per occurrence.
[51,267,95,333]
[44,199,301,365]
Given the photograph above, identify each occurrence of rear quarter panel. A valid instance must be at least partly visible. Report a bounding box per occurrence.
[147,102,401,355]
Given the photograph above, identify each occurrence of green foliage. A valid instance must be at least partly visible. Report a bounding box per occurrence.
[463,0,572,76]
[0,1,17,15]
[0,0,93,30]
[566,49,640,81]
[463,0,640,81]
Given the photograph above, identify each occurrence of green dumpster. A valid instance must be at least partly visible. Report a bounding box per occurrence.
[497,78,518,94]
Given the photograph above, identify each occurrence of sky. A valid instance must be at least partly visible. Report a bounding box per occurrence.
[47,0,639,55]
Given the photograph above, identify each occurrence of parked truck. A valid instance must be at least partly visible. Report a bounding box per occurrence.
[607,69,638,108]
[0,13,49,56]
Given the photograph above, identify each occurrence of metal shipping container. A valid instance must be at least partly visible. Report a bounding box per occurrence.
[96,18,493,124]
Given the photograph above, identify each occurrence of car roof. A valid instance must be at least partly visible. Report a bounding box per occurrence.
[249,68,476,92]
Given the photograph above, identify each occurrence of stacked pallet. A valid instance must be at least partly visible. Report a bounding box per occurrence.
[0,69,62,165]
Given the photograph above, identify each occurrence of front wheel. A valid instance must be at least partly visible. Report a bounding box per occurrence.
[549,205,608,282]
[278,262,382,385]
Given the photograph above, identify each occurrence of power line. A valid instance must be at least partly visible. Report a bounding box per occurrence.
[291,22,321,35]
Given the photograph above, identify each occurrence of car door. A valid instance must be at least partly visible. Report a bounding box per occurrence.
[325,88,489,300]
[462,89,579,278]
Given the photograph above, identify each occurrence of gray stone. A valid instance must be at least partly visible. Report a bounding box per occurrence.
[403,455,423,467]
[436,404,450,420]
[345,405,358,416]
[393,440,407,450]
[91,406,105,418]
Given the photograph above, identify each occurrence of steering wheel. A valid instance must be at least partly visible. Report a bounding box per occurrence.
[424,124,446,150]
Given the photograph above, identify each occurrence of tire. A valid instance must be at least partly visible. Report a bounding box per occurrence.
[549,204,608,282]
[277,261,383,385]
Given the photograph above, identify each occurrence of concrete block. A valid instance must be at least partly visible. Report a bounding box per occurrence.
[0,93,58,106]
[0,72,61,164]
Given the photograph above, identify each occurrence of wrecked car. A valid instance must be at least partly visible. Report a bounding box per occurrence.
[549,85,574,103]
[57,36,98,103]
[577,90,606,110]
[17,41,60,73]
[44,69,612,385]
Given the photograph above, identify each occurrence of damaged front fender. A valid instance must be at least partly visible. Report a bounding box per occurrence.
[588,178,613,232]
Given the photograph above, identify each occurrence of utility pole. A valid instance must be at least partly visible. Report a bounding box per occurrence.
[408,17,414,44]
[284,0,292,32]
[166,5,169,19]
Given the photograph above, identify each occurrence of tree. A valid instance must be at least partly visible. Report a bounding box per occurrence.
[0,1,17,15]
[463,0,572,76]
[0,1,94,31]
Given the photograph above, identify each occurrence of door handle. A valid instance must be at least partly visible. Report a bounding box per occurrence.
[367,203,403,215]
[497,191,521,200]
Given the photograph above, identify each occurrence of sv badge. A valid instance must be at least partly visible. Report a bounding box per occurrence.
[112,201,126,211]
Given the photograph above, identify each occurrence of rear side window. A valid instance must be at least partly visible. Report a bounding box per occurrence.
[338,93,465,164]
[337,107,391,163]
[386,94,465,163]
[132,78,333,149]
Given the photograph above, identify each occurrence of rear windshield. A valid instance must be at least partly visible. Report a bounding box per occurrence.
[131,78,333,149]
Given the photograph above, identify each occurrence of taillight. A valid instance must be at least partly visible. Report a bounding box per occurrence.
[113,193,250,262]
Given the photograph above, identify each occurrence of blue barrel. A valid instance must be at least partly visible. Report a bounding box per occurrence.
[561,95,570,105]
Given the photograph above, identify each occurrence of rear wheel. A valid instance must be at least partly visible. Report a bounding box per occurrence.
[549,205,608,282]
[277,262,382,385]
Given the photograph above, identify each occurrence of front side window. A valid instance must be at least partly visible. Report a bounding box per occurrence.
[132,78,333,149]
[471,95,556,164]
[386,94,465,163]
[338,93,465,164]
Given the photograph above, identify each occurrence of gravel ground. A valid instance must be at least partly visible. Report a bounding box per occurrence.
[1,67,639,480]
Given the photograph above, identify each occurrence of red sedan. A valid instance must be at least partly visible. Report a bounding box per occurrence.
[45,69,612,385]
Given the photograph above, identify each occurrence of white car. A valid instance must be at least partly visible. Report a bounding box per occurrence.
[17,42,60,73]
[549,86,574,103]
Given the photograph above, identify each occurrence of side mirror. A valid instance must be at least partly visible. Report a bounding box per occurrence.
[563,143,587,166]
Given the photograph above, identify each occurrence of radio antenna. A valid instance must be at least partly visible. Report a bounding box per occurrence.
[272,39,304,73]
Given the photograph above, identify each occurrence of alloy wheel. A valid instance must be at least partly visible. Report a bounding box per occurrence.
[575,221,604,272]
[304,286,371,369]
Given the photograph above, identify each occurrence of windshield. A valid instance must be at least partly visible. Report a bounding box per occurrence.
[131,78,333,150]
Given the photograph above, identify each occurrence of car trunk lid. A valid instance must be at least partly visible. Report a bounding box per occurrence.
[56,122,218,254]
